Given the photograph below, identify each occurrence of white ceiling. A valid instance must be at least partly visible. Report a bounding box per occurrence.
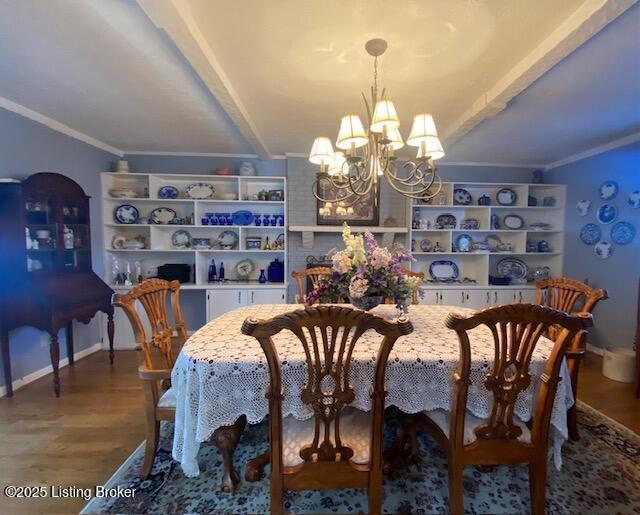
[0,0,638,165]
[444,1,640,165]
[0,0,253,154]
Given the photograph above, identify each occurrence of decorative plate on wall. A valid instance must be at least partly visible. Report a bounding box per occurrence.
[594,241,613,259]
[235,258,255,280]
[596,204,617,224]
[429,260,459,282]
[158,185,179,199]
[453,188,472,205]
[610,221,636,245]
[576,199,591,216]
[150,207,178,224]
[114,204,139,224]
[579,223,601,245]
[496,187,517,206]
[598,181,618,200]
[218,230,239,250]
[629,190,640,209]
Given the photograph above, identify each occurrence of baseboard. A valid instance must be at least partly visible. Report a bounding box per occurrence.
[587,343,605,356]
[0,342,102,397]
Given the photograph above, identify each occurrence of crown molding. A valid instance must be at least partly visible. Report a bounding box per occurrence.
[443,0,637,145]
[438,161,542,169]
[0,96,123,156]
[544,131,640,170]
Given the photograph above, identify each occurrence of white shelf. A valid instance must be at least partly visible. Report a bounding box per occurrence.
[111,281,289,291]
[289,225,407,233]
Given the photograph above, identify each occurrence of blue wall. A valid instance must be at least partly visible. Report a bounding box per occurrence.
[0,107,117,390]
[547,141,640,349]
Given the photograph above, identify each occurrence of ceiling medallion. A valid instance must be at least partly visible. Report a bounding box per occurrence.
[309,38,445,208]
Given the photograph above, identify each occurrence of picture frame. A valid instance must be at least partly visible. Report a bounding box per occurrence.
[316,174,380,226]
[268,189,284,202]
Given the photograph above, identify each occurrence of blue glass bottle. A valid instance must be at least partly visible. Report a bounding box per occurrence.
[207,259,217,282]
[219,261,225,280]
[258,269,267,283]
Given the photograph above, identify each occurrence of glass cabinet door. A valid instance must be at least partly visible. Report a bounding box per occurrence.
[62,200,90,270]
[24,198,58,272]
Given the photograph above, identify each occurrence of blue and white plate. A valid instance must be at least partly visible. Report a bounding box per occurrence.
[150,206,177,224]
[503,213,524,230]
[576,199,591,217]
[232,210,253,226]
[598,181,618,200]
[453,188,472,205]
[184,183,214,200]
[171,229,192,248]
[579,223,601,245]
[497,257,528,281]
[429,260,459,282]
[218,230,239,250]
[596,204,617,224]
[628,190,640,209]
[158,185,179,199]
[114,204,139,224]
[455,234,473,252]
[594,241,613,259]
[496,187,517,206]
[610,221,635,245]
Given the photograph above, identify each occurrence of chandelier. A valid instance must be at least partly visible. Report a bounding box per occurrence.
[309,39,445,207]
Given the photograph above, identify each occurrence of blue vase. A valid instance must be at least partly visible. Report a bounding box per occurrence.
[254,214,262,226]
[258,269,267,283]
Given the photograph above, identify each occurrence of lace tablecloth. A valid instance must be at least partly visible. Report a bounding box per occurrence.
[172,304,573,477]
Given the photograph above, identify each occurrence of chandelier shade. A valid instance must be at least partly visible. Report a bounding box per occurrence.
[336,115,368,150]
[309,136,334,166]
[310,39,444,202]
[370,100,400,133]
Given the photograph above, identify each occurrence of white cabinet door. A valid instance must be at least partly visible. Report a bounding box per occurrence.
[517,289,537,304]
[465,290,491,309]
[439,290,465,307]
[420,289,441,305]
[248,288,287,305]
[206,289,245,321]
[490,289,517,305]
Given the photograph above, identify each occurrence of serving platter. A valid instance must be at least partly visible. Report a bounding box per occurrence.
[429,260,459,282]
[453,188,472,205]
[185,183,215,200]
[150,207,177,224]
[171,229,192,248]
[503,213,524,230]
[496,187,517,206]
[497,257,528,281]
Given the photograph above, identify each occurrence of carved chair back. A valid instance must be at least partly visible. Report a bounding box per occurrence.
[291,267,333,303]
[445,304,592,447]
[242,305,413,481]
[535,277,607,340]
[112,278,188,370]
[384,268,424,305]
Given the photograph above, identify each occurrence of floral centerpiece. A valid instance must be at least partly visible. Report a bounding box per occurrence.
[305,223,422,311]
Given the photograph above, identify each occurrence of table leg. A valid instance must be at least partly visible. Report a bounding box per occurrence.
[50,333,60,397]
[245,451,270,482]
[66,321,74,366]
[1,326,12,397]
[210,415,246,492]
[107,311,115,365]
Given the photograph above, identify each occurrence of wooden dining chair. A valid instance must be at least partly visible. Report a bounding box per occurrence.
[383,268,424,305]
[112,278,188,479]
[291,267,333,303]
[535,277,607,439]
[415,304,592,515]
[241,305,414,515]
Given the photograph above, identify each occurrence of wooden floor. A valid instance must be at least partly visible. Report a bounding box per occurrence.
[0,349,638,514]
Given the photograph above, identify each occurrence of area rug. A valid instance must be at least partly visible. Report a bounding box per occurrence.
[82,401,640,514]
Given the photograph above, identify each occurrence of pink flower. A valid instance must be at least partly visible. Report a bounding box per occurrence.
[348,277,369,299]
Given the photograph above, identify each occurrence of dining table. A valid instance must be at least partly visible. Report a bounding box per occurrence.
[171,303,574,490]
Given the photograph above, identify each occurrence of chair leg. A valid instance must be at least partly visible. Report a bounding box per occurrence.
[141,420,160,479]
[368,485,382,515]
[270,482,283,515]
[448,463,464,515]
[528,458,547,515]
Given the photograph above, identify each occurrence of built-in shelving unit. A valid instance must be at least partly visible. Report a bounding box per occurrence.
[101,173,288,290]
[407,182,566,307]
